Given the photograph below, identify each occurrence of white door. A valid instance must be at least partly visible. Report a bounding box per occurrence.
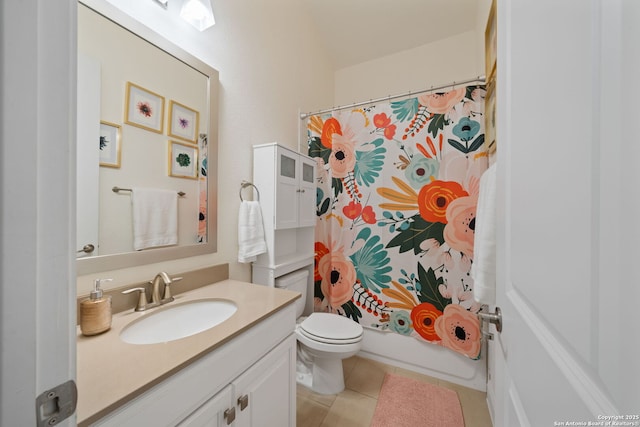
[0,0,77,426]
[488,1,640,425]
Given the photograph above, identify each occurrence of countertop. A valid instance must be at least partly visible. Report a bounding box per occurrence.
[76,279,299,425]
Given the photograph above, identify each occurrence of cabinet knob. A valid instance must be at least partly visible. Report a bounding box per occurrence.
[224,407,236,424]
[238,394,249,411]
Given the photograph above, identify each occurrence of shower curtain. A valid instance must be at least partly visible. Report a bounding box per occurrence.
[307,85,487,359]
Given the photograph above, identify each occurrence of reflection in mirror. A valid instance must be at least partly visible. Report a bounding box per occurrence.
[77,1,218,275]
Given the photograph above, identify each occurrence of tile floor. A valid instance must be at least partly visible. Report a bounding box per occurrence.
[296,356,493,427]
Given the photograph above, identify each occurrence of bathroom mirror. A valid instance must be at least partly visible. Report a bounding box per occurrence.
[76,0,218,275]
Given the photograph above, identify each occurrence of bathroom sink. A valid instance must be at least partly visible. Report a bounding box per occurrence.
[120,299,238,345]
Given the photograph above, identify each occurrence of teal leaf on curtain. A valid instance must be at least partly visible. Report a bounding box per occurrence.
[391,98,420,121]
[354,140,386,187]
[350,228,392,292]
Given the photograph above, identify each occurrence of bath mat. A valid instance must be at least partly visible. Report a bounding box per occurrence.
[370,373,464,427]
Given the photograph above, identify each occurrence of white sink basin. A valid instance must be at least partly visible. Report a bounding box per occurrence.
[120,299,238,345]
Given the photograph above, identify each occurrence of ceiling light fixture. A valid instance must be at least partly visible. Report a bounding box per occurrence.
[180,0,215,31]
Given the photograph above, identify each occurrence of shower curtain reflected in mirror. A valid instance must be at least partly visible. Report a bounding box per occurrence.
[307,85,487,359]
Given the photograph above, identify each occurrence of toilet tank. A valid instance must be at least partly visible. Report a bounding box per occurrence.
[274,269,309,318]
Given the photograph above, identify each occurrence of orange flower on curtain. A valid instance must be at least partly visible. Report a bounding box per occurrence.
[317,251,358,310]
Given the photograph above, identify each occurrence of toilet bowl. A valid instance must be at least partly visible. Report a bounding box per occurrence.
[275,269,364,395]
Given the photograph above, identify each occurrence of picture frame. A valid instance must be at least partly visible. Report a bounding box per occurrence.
[169,140,199,180]
[168,100,199,144]
[485,0,497,81]
[124,82,165,133]
[485,77,496,152]
[99,121,122,168]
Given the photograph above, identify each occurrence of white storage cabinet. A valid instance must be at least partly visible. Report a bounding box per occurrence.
[254,143,316,229]
[252,143,316,291]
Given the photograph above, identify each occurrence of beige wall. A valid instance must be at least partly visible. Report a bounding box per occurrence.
[333,0,492,106]
[334,30,483,106]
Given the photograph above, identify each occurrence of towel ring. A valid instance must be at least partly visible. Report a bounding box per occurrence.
[239,181,260,202]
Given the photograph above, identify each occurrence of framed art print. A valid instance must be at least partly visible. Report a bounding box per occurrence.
[99,121,122,168]
[485,0,497,81]
[485,78,496,150]
[168,100,199,143]
[169,140,199,179]
[125,82,165,133]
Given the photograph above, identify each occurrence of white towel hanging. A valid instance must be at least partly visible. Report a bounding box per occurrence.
[131,187,178,251]
[472,163,497,305]
[237,200,267,263]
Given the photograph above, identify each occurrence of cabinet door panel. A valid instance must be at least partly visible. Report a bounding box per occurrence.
[275,150,300,229]
[297,157,316,227]
[177,385,233,427]
[234,336,295,427]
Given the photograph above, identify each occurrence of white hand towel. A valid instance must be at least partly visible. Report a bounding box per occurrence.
[472,163,497,305]
[237,200,267,263]
[132,187,178,251]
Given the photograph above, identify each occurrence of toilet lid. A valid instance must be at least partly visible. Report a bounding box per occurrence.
[299,313,363,342]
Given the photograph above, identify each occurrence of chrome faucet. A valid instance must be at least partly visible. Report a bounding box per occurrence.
[151,271,173,305]
[122,272,182,312]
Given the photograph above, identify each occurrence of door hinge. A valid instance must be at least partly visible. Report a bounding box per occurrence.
[36,380,77,427]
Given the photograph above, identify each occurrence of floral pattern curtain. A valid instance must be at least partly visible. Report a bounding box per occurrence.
[307,86,487,359]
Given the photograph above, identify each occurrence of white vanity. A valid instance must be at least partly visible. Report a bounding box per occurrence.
[76,280,299,426]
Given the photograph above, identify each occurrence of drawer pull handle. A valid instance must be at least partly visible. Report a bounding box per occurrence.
[224,407,236,424]
[238,394,249,411]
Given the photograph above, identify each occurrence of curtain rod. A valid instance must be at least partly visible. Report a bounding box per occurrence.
[299,75,485,120]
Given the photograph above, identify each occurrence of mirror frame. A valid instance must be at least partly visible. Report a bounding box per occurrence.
[77,0,218,275]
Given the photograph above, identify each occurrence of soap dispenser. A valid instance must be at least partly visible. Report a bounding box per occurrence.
[80,278,113,336]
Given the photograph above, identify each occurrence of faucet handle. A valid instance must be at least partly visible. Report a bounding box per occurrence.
[122,287,148,311]
[161,277,182,303]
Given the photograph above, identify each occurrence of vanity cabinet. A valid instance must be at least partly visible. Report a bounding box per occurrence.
[179,336,294,427]
[91,305,296,427]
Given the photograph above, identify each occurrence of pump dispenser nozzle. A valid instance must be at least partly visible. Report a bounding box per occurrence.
[90,278,112,300]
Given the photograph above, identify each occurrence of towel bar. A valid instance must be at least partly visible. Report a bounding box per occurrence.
[112,186,185,197]
[239,181,260,201]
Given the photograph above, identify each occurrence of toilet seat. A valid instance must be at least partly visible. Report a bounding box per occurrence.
[298,313,363,345]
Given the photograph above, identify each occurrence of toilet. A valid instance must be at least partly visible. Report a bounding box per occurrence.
[275,269,363,395]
